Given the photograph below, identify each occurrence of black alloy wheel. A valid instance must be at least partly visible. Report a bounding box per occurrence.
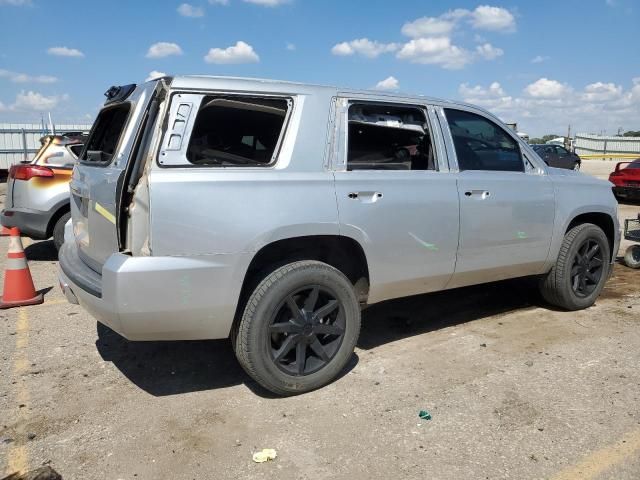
[268,286,345,376]
[570,238,605,297]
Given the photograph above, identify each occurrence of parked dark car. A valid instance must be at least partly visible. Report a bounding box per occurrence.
[609,158,640,201]
[531,144,581,170]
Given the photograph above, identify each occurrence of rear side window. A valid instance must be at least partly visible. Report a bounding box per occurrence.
[82,103,131,163]
[186,97,289,166]
[68,144,84,158]
[347,103,436,171]
[445,109,523,172]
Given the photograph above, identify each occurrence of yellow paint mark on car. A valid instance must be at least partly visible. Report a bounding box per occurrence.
[94,202,116,225]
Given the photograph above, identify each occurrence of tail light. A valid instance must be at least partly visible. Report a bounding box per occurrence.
[8,164,54,181]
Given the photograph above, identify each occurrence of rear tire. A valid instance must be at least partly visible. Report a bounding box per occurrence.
[539,223,610,310]
[235,260,360,396]
[52,212,71,252]
[624,245,640,269]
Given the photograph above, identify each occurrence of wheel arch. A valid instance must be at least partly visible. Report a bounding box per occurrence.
[45,200,71,238]
[565,211,616,262]
[232,235,370,334]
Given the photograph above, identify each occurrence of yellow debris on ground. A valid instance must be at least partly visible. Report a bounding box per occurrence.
[252,449,277,463]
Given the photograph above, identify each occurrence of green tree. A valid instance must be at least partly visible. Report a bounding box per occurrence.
[529,134,559,144]
[623,130,640,137]
[541,134,559,143]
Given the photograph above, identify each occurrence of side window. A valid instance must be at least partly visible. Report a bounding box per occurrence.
[186,96,289,166]
[444,109,524,172]
[555,146,569,157]
[347,103,436,171]
[68,144,84,158]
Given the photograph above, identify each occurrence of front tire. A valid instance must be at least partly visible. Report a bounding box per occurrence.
[235,260,361,396]
[540,223,610,310]
[52,211,71,252]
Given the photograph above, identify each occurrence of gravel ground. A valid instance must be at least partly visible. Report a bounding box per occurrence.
[1,161,639,480]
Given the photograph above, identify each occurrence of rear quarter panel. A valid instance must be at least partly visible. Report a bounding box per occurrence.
[11,167,71,212]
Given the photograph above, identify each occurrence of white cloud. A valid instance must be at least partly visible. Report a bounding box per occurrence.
[0,0,32,5]
[204,41,259,64]
[286,43,296,51]
[581,82,623,102]
[10,91,69,112]
[146,70,167,82]
[402,5,515,39]
[338,6,513,70]
[396,37,471,69]
[146,42,183,58]
[475,43,503,60]
[375,76,399,91]
[331,38,399,58]
[458,78,640,136]
[177,3,204,17]
[401,17,455,38]
[0,69,57,83]
[47,46,84,58]
[470,5,516,32]
[243,0,290,5]
[459,81,506,98]
[209,0,229,4]
[531,55,549,64]
[524,78,571,98]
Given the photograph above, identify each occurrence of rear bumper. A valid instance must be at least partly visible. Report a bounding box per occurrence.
[1,207,51,239]
[613,186,640,199]
[57,241,247,341]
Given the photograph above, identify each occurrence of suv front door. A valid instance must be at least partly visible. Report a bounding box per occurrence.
[443,108,555,288]
[332,99,459,304]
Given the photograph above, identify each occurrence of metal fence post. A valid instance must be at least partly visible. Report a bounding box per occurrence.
[21,128,28,162]
[603,139,608,160]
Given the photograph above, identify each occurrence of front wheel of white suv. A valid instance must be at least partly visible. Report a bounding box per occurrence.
[539,223,610,310]
[234,260,361,396]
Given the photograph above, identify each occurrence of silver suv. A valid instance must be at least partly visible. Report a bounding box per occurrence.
[2,134,86,250]
[58,77,620,395]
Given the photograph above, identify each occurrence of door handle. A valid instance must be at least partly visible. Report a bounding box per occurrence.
[348,192,383,203]
[464,190,491,199]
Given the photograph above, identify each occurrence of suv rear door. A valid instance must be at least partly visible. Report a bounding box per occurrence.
[70,82,161,272]
[332,98,460,304]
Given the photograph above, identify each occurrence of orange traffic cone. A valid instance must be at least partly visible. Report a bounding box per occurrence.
[1,225,11,236]
[0,227,44,309]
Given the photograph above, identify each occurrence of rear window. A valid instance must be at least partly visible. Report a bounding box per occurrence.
[186,97,289,166]
[625,159,640,169]
[82,103,131,163]
[68,144,84,158]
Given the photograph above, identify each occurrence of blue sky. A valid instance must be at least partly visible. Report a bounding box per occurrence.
[0,0,638,136]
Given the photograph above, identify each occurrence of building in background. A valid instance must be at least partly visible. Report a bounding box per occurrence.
[0,122,93,171]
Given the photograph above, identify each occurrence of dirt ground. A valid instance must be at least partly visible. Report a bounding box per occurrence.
[1,160,639,480]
